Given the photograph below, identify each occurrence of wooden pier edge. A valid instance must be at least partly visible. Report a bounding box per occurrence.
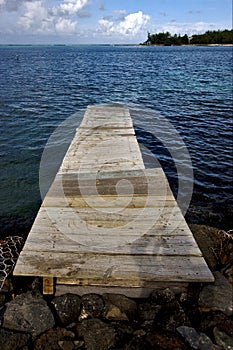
[14,105,214,297]
[55,282,189,298]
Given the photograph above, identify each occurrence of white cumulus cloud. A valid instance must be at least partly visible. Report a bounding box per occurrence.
[17,1,47,31]
[59,0,89,15]
[16,0,89,35]
[98,10,150,37]
[55,17,77,33]
[114,9,126,21]
[98,18,114,33]
[159,21,225,36]
[0,0,37,12]
[118,11,150,35]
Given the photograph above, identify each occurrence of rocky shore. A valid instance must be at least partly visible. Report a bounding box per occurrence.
[0,225,232,350]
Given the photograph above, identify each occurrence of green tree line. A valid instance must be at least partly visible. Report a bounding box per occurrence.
[142,29,233,46]
[191,30,233,44]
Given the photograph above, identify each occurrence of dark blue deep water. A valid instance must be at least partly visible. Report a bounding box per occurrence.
[0,45,232,236]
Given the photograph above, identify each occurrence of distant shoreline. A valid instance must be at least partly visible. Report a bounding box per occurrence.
[139,43,233,47]
[0,43,232,48]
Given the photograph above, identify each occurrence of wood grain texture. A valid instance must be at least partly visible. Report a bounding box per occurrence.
[15,251,213,282]
[14,105,214,294]
[55,284,188,298]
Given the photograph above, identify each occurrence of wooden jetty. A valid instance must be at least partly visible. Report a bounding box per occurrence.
[14,105,214,296]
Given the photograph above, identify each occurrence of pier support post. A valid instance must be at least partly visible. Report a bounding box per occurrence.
[43,277,54,295]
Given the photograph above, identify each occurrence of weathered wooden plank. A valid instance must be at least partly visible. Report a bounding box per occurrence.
[35,207,188,240]
[45,185,172,197]
[25,223,191,237]
[56,168,163,180]
[43,169,175,209]
[14,251,214,282]
[14,105,214,293]
[24,206,191,231]
[42,196,176,208]
[40,207,185,223]
[77,129,135,136]
[63,138,142,152]
[43,185,175,201]
[50,168,165,181]
[56,284,188,298]
[23,232,202,256]
[59,108,145,174]
[56,277,188,291]
[60,164,145,174]
[55,284,188,298]
[44,171,170,197]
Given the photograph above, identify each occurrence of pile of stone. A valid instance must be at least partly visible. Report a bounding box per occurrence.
[0,270,232,350]
[0,225,232,350]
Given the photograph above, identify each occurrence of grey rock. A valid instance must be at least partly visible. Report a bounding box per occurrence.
[111,322,133,344]
[177,326,215,350]
[123,337,150,350]
[138,302,161,320]
[156,300,190,332]
[146,329,188,350]
[151,288,176,304]
[58,340,75,350]
[140,319,154,332]
[51,293,81,325]
[0,293,5,306]
[199,272,233,316]
[104,303,129,321]
[179,294,200,328]
[103,293,137,322]
[133,329,146,337]
[34,327,75,350]
[179,292,189,303]
[73,340,85,349]
[0,306,4,326]
[213,327,233,350]
[80,318,116,350]
[80,293,104,320]
[3,291,55,338]
[199,311,233,337]
[30,277,43,292]
[222,264,233,284]
[1,278,13,293]
[0,328,31,350]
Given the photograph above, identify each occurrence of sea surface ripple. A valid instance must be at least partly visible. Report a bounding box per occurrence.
[0,45,232,234]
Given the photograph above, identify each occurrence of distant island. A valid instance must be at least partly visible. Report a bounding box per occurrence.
[141,29,233,46]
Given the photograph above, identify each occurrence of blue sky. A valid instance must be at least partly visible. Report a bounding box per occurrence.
[0,0,232,44]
